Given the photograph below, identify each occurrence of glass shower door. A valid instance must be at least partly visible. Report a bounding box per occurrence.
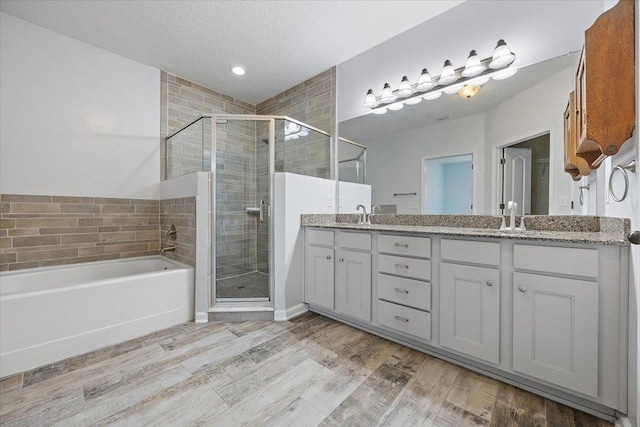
[213,117,272,302]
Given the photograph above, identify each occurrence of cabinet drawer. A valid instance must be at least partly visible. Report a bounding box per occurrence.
[378,300,431,341]
[307,229,334,247]
[378,274,431,311]
[514,244,598,278]
[441,239,500,267]
[378,235,431,258]
[378,254,431,280]
[339,231,371,251]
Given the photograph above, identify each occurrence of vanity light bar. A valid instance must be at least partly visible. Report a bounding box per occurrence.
[365,40,516,114]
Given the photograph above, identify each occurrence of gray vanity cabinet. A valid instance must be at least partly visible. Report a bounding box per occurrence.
[439,239,501,364]
[304,230,335,310]
[512,244,600,397]
[336,249,371,322]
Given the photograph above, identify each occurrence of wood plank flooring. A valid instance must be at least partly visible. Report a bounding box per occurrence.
[0,312,613,427]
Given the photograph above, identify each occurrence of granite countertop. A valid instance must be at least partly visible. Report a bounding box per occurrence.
[301,214,630,246]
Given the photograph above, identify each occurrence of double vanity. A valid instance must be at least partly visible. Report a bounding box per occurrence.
[302,214,630,419]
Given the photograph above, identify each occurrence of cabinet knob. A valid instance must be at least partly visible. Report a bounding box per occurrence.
[394,288,409,294]
[339,258,344,262]
[394,243,409,248]
[486,280,494,287]
[628,231,640,245]
[326,256,332,260]
[394,263,409,269]
[518,285,527,293]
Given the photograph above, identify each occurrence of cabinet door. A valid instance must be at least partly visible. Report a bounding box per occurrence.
[304,245,334,309]
[440,263,500,364]
[513,272,598,397]
[336,250,371,322]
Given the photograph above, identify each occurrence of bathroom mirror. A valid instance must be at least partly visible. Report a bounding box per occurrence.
[338,52,580,215]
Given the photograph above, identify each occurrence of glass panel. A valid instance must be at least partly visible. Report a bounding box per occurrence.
[338,138,366,184]
[165,117,210,179]
[275,119,330,178]
[215,118,270,301]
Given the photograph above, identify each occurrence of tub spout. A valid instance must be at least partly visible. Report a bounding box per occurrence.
[160,245,176,255]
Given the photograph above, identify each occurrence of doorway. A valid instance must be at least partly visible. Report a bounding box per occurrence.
[499,134,550,215]
[422,154,473,214]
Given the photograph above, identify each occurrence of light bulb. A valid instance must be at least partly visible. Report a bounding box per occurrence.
[364,89,378,108]
[492,68,518,80]
[397,76,413,98]
[380,83,395,103]
[405,97,422,105]
[489,39,516,69]
[372,108,387,115]
[423,91,442,100]
[438,60,459,85]
[416,68,434,91]
[461,50,484,77]
[387,103,404,111]
[458,85,480,98]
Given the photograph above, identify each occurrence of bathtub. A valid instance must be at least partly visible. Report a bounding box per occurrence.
[0,256,194,378]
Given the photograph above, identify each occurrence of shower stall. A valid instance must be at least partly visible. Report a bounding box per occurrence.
[165,115,331,306]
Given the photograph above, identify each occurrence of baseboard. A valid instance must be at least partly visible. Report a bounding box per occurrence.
[194,312,209,323]
[615,414,633,427]
[274,303,309,321]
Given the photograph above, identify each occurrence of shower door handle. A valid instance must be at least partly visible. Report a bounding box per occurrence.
[260,200,265,223]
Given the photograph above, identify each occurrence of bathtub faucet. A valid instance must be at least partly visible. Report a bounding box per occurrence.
[160,245,176,255]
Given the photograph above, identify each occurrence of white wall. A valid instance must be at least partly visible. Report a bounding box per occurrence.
[363,113,485,214]
[338,181,372,213]
[0,13,161,199]
[273,173,336,320]
[485,67,576,214]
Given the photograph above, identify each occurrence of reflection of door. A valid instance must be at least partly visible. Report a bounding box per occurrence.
[423,154,473,214]
[502,147,532,215]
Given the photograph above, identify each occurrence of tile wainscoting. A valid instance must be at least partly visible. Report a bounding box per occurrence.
[0,194,197,271]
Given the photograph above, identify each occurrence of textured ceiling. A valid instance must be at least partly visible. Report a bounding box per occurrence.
[0,0,464,105]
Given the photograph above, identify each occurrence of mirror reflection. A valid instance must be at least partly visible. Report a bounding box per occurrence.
[338,52,580,215]
[338,138,366,185]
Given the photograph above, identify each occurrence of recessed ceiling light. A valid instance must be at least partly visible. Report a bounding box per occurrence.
[231,66,246,76]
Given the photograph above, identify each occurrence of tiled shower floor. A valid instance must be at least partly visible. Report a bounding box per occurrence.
[216,271,269,299]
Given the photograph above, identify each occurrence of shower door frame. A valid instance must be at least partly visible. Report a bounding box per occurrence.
[208,115,332,308]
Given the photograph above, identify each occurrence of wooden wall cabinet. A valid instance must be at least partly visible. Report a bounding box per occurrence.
[564,91,591,180]
[574,0,635,168]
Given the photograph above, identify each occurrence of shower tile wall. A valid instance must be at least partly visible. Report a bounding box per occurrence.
[162,72,259,279]
[0,195,160,271]
[160,197,196,266]
[254,67,336,273]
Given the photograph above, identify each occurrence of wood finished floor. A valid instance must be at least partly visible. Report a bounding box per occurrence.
[0,312,613,427]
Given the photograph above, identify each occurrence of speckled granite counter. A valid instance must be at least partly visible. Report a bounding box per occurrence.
[301,214,630,246]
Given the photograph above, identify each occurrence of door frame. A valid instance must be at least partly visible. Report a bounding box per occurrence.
[421,152,474,215]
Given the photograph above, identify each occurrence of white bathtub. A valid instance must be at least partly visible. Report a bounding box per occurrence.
[0,256,194,378]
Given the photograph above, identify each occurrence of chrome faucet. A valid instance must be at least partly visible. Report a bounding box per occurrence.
[356,204,368,225]
[160,245,176,255]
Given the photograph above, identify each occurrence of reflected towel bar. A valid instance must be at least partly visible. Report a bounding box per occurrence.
[393,192,417,196]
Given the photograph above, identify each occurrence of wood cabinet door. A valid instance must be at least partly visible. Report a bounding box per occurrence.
[440,263,500,364]
[304,245,335,310]
[513,272,598,397]
[336,250,371,322]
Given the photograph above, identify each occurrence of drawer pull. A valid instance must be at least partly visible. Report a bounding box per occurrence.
[394,315,410,323]
[394,243,409,248]
[326,256,332,260]
[394,288,409,294]
[339,258,344,262]
[394,264,409,269]
[519,285,527,293]
[486,280,494,287]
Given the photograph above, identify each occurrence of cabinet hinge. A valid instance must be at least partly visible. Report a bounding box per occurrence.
[500,158,506,165]
[499,203,505,210]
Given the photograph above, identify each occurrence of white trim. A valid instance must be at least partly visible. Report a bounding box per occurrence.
[274,303,309,321]
[194,312,208,323]
[614,415,632,427]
